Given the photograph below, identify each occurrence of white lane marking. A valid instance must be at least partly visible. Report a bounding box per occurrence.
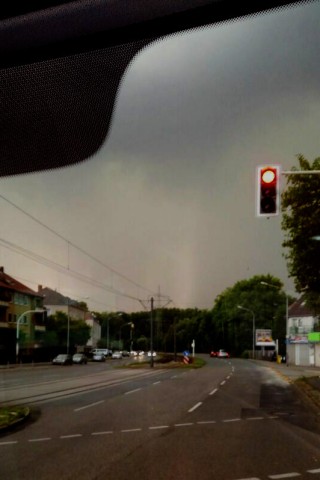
[91,431,113,436]
[236,478,260,480]
[209,388,218,396]
[171,375,178,379]
[0,441,18,445]
[60,434,82,439]
[121,428,142,433]
[220,380,226,386]
[247,417,265,421]
[124,388,141,395]
[307,470,320,474]
[188,402,202,413]
[74,400,104,412]
[227,376,231,380]
[149,425,169,430]
[197,421,216,425]
[153,381,161,385]
[223,418,241,423]
[174,423,193,427]
[269,474,301,479]
[28,438,51,442]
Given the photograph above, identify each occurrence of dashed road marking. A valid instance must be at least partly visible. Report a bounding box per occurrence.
[28,437,51,442]
[307,470,320,474]
[91,431,113,436]
[247,417,265,421]
[74,400,104,412]
[220,380,226,386]
[269,474,301,479]
[121,428,142,433]
[209,388,218,396]
[60,434,82,439]
[124,388,141,395]
[223,418,241,423]
[149,425,169,430]
[197,420,216,425]
[188,402,202,413]
[153,381,161,385]
[174,422,193,427]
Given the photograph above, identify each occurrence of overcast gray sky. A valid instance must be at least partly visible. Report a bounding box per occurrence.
[1,1,320,312]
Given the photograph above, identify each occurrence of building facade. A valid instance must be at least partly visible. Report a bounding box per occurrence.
[0,267,45,363]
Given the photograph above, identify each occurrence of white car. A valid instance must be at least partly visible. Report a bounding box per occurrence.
[147,351,156,357]
[112,351,122,359]
[217,349,230,358]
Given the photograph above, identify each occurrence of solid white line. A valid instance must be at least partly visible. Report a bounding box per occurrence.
[223,418,241,423]
[269,474,301,479]
[188,402,202,413]
[209,388,218,396]
[74,400,104,412]
[307,470,320,474]
[197,421,216,425]
[220,380,226,386]
[174,423,193,427]
[28,438,51,442]
[121,428,142,433]
[91,431,113,436]
[149,425,169,430]
[124,388,141,395]
[60,434,82,439]
[0,441,18,445]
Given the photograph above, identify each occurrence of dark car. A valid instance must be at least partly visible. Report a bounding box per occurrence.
[210,351,217,358]
[72,353,88,364]
[52,354,73,365]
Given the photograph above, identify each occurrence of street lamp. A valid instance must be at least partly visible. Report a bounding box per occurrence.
[260,281,289,362]
[16,309,46,363]
[237,305,255,359]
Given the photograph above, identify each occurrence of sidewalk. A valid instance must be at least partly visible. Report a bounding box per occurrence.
[254,359,320,387]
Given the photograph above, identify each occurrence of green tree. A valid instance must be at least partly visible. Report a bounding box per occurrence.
[281,154,320,311]
[211,275,288,356]
[44,312,90,349]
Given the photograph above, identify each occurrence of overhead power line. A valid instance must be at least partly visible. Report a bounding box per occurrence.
[0,194,155,296]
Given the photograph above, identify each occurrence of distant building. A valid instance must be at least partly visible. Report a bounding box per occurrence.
[38,286,86,321]
[85,312,101,349]
[287,297,319,366]
[0,267,45,363]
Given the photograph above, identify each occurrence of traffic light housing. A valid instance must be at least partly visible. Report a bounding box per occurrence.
[257,165,280,216]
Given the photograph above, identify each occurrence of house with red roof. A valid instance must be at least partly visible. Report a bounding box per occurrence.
[0,267,45,363]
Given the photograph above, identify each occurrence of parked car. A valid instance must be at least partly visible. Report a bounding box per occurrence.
[92,353,105,362]
[217,349,230,358]
[112,351,122,359]
[121,350,130,357]
[52,354,73,365]
[72,353,88,364]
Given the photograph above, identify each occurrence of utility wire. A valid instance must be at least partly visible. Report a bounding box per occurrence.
[0,237,142,301]
[0,194,155,295]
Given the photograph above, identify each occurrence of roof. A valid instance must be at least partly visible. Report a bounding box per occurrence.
[38,286,84,310]
[288,297,315,318]
[0,267,41,297]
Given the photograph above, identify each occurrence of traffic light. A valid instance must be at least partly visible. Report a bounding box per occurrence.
[257,165,280,216]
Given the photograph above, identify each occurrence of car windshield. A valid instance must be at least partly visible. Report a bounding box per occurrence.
[1,2,320,479]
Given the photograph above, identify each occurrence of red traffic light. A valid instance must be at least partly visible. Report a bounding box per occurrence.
[261,168,276,184]
[257,165,280,216]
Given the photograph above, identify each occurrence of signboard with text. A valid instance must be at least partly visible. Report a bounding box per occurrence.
[255,329,275,346]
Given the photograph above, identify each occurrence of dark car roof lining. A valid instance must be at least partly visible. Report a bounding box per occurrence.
[0,0,307,177]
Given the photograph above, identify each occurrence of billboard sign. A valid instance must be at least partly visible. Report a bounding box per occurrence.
[256,329,275,346]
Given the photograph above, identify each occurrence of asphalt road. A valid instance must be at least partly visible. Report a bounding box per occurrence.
[1,357,320,480]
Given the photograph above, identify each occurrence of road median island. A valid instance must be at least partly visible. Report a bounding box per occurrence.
[124,354,206,369]
[0,405,30,431]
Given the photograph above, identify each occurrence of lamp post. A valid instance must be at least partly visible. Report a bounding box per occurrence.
[260,281,289,362]
[237,305,255,359]
[16,309,46,363]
